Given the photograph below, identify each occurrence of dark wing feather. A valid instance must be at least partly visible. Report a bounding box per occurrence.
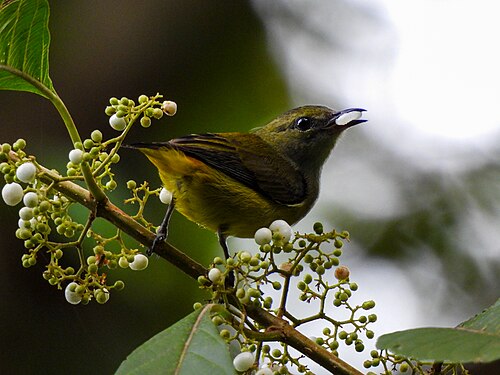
[130,133,307,205]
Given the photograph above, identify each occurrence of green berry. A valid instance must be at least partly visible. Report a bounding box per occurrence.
[313,222,323,234]
[105,106,116,116]
[220,329,230,339]
[303,273,313,284]
[368,314,377,322]
[193,302,203,310]
[362,300,376,310]
[114,280,125,290]
[140,116,152,128]
[91,130,103,143]
[271,349,282,358]
[109,97,119,105]
[138,94,148,104]
[338,331,348,340]
[272,281,282,290]
[297,281,307,291]
[355,343,365,352]
[366,330,375,339]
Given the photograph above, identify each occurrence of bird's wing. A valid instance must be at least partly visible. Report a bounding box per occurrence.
[154,133,307,205]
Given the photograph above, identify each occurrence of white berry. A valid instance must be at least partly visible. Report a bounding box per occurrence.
[208,268,222,283]
[254,227,272,245]
[68,149,84,164]
[16,162,36,183]
[23,192,39,207]
[159,188,173,204]
[256,367,274,375]
[233,351,255,372]
[19,207,34,221]
[109,114,127,131]
[269,219,293,243]
[65,282,82,305]
[336,110,363,126]
[129,253,149,271]
[162,100,177,116]
[2,182,24,206]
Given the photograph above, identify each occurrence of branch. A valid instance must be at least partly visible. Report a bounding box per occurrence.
[17,153,361,375]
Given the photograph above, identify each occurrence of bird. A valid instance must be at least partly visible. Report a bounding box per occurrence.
[126,105,366,260]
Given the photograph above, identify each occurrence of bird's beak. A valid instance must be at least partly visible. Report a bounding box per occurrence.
[328,108,367,128]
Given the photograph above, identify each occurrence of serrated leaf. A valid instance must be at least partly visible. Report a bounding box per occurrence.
[116,305,236,375]
[377,299,500,363]
[0,0,53,97]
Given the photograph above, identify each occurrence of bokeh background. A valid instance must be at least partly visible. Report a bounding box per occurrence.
[1,1,499,374]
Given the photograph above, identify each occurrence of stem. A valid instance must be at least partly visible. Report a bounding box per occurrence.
[0,64,106,202]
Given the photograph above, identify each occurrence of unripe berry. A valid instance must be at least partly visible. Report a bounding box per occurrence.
[219,329,231,340]
[105,105,116,116]
[114,280,125,290]
[313,222,323,234]
[193,302,203,310]
[16,162,36,183]
[362,300,376,310]
[95,288,110,304]
[118,257,129,268]
[138,94,149,104]
[91,130,103,143]
[152,108,163,119]
[140,116,151,128]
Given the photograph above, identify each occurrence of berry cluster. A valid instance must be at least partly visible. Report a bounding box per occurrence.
[200,221,379,374]
[0,94,177,305]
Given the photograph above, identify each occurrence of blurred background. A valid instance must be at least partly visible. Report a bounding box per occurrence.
[0,1,498,374]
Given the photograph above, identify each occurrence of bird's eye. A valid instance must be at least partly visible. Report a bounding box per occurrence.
[294,117,312,131]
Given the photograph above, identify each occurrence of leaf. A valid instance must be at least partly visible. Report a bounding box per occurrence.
[0,0,53,97]
[115,305,236,375]
[377,299,500,363]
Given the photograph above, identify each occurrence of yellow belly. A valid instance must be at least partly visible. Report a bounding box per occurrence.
[141,148,313,238]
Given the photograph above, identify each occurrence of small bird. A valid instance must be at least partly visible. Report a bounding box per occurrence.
[127,105,366,259]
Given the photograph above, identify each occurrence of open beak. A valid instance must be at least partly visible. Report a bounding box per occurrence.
[328,108,367,128]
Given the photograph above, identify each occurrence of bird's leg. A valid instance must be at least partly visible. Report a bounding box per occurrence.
[217,229,231,260]
[148,197,176,256]
[217,229,234,287]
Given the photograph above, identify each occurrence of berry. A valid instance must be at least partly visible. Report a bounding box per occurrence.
[162,100,177,116]
[68,149,84,164]
[233,352,254,372]
[129,254,149,270]
[159,188,172,204]
[140,116,151,128]
[254,227,272,245]
[64,282,82,305]
[2,183,23,206]
[109,114,126,131]
[91,130,103,143]
[334,265,350,280]
[23,192,38,208]
[16,162,36,183]
[269,219,292,242]
[19,207,33,221]
[208,268,222,283]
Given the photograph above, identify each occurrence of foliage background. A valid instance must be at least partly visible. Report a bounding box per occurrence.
[0,1,498,374]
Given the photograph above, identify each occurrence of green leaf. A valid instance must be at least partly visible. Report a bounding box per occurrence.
[377,299,500,363]
[116,305,236,375]
[0,0,53,97]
